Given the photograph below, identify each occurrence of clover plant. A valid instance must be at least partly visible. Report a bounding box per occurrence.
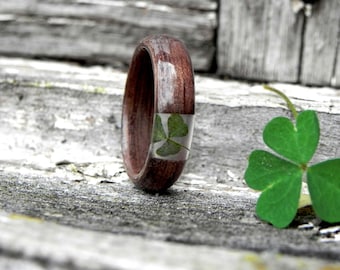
[244,85,340,228]
[153,114,189,157]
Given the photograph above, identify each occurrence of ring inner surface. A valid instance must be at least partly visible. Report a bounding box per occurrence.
[125,48,154,176]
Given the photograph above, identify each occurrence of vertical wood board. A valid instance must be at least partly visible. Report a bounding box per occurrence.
[217,0,303,83]
[301,0,340,87]
[335,42,340,87]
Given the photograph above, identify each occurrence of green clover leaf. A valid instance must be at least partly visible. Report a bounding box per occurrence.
[244,85,340,228]
[168,114,189,138]
[245,150,302,228]
[307,159,340,223]
[263,110,319,165]
[153,114,167,142]
[156,140,182,156]
[152,114,189,157]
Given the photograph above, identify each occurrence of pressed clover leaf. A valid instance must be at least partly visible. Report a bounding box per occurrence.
[168,114,189,138]
[156,140,182,156]
[152,114,189,157]
[153,114,167,142]
[244,85,340,228]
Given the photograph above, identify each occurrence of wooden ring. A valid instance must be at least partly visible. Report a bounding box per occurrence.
[121,35,195,193]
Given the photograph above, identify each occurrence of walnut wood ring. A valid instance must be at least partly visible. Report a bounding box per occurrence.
[121,35,195,193]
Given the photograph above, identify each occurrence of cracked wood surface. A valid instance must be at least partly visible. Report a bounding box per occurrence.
[0,57,340,269]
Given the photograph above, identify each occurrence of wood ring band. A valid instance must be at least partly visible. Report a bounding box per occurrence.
[121,35,195,193]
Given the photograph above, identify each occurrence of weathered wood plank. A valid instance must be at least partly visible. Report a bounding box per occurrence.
[301,0,340,87]
[217,0,303,83]
[1,0,338,86]
[1,211,339,270]
[1,58,340,267]
[0,0,217,71]
[335,42,340,86]
[1,57,340,182]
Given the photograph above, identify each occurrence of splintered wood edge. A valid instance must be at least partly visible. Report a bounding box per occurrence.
[1,57,339,114]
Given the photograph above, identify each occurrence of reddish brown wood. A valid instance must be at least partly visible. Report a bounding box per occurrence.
[122,35,195,193]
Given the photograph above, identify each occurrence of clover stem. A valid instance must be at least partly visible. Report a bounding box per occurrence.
[298,193,312,209]
[263,85,298,120]
[168,138,190,151]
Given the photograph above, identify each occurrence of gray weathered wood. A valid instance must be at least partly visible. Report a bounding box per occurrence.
[217,0,340,87]
[1,57,340,268]
[1,57,340,183]
[0,0,217,71]
[336,42,340,86]
[217,0,303,83]
[1,211,339,270]
[301,0,340,87]
[1,0,339,86]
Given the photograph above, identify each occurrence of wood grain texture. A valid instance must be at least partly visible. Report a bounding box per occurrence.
[335,42,340,87]
[1,58,340,268]
[122,35,195,192]
[1,210,339,270]
[217,0,340,87]
[0,0,217,71]
[217,0,303,83]
[300,0,340,87]
[1,0,339,86]
[1,57,340,183]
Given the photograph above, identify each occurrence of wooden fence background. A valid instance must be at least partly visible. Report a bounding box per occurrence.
[0,0,339,87]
